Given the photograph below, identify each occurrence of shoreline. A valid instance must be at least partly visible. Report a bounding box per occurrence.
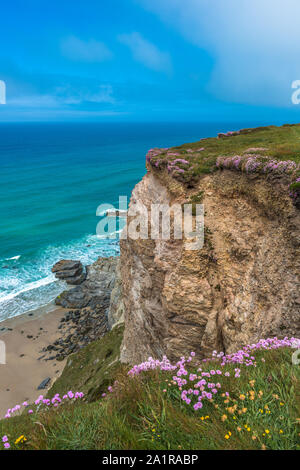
[0,301,59,328]
[0,303,68,418]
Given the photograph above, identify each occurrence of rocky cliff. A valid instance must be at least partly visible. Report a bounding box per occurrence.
[119,125,300,364]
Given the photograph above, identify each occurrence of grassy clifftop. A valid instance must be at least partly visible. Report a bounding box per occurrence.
[147,124,300,197]
[0,330,299,450]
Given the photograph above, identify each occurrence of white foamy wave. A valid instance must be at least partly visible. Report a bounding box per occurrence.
[94,228,124,240]
[0,274,56,303]
[0,278,66,321]
[0,233,119,321]
[6,255,21,261]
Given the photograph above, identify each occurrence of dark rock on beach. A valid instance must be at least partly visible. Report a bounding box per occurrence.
[37,377,51,390]
[54,257,117,310]
[41,257,121,362]
[41,306,108,361]
[52,260,86,285]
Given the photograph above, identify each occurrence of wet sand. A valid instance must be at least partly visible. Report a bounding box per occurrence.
[0,305,67,418]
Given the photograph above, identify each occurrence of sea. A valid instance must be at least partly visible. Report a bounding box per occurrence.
[0,121,254,321]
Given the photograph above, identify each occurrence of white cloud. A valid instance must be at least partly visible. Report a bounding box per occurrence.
[57,84,115,105]
[61,36,112,62]
[87,85,115,104]
[118,32,172,73]
[8,94,61,108]
[138,0,300,106]
[7,85,115,108]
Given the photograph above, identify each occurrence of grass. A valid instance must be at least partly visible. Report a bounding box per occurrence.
[149,123,300,186]
[47,323,124,402]
[1,342,299,450]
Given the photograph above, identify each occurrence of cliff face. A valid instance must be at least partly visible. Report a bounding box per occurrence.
[120,169,300,364]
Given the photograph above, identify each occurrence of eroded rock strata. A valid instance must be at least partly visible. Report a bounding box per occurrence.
[120,170,300,364]
[43,257,119,361]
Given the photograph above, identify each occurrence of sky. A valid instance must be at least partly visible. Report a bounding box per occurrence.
[1,0,300,122]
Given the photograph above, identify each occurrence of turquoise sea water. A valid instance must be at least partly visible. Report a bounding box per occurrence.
[0,122,250,320]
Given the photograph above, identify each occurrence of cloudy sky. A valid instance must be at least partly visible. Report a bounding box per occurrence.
[1,0,300,122]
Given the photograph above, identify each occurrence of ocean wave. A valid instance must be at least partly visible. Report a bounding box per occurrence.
[0,274,56,303]
[6,255,21,261]
[94,228,124,239]
[0,233,120,321]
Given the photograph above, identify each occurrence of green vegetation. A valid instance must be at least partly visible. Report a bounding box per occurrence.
[1,336,299,450]
[189,191,204,216]
[290,181,300,191]
[48,324,124,402]
[149,124,300,186]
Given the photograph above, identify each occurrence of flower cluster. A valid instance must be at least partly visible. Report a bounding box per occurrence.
[166,158,190,176]
[216,154,300,204]
[2,390,85,449]
[218,131,241,138]
[211,337,300,366]
[128,336,300,413]
[289,176,300,204]
[128,356,177,376]
[4,390,84,419]
[146,146,206,180]
[2,435,10,450]
[145,145,208,183]
[216,154,298,175]
[2,433,28,450]
[146,148,169,164]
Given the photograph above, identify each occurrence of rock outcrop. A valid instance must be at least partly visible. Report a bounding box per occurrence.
[120,170,300,364]
[41,306,109,361]
[52,260,86,285]
[43,257,121,362]
[55,257,117,310]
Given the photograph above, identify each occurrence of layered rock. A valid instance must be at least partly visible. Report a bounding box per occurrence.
[120,170,300,364]
[55,257,118,310]
[42,257,121,361]
[107,259,124,329]
[52,260,86,285]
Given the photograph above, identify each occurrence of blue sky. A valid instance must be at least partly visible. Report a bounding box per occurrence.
[1,0,300,122]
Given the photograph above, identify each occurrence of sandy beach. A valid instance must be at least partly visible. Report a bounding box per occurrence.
[0,305,68,418]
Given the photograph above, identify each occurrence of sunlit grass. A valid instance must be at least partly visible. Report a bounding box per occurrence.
[1,347,299,450]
